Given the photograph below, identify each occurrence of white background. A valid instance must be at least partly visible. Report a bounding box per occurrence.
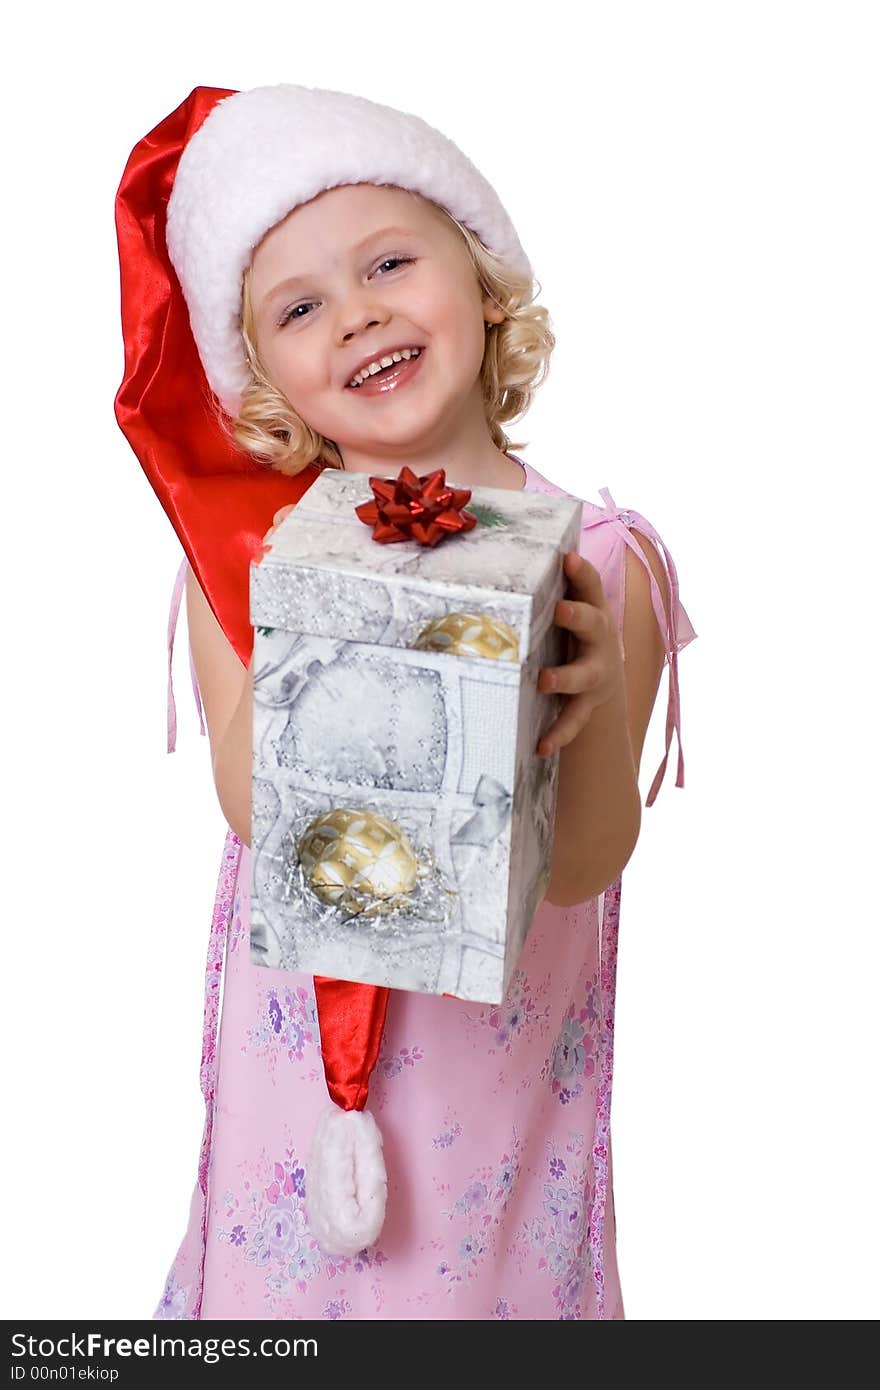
[2,0,877,1321]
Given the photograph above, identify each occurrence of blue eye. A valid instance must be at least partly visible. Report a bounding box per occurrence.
[376,256,412,275]
[279,302,315,325]
[277,256,413,327]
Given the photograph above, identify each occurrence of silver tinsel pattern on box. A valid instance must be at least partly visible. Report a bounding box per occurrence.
[249,470,583,1004]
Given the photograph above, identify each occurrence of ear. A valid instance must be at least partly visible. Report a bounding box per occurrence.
[482,293,506,327]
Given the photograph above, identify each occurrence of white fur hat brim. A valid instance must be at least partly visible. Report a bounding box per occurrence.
[165,83,533,417]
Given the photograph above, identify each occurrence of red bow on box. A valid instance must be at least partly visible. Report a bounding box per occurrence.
[354,466,477,546]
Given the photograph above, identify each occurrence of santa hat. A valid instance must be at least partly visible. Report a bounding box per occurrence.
[113,83,532,1257]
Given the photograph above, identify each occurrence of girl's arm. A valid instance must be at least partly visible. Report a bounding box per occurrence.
[546,532,669,905]
[185,566,254,847]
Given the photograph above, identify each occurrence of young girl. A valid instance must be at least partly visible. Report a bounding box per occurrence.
[115,82,696,1321]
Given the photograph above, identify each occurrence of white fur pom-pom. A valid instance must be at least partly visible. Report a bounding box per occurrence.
[305,1106,387,1257]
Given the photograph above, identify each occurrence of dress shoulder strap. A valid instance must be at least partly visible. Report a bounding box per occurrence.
[167,555,206,753]
[583,488,697,808]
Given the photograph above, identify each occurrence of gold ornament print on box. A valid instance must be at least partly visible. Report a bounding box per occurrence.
[412,611,520,662]
[296,808,431,917]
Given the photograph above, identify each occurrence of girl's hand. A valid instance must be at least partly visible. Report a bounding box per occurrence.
[536,551,625,757]
[263,504,296,544]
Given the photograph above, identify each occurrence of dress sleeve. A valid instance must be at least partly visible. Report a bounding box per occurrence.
[579,487,697,808]
[166,555,207,754]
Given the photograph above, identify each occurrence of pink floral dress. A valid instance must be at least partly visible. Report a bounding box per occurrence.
[155,457,696,1321]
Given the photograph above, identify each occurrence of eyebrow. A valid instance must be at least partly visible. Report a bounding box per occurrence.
[260,226,419,309]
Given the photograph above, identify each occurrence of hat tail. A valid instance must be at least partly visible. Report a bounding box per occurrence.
[307,980,391,1256]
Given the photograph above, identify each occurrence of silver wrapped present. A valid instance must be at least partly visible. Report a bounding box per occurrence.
[249,468,583,1004]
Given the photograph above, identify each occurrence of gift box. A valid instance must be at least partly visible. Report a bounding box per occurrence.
[248,468,583,1004]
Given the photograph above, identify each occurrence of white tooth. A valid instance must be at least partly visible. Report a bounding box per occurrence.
[350,348,421,386]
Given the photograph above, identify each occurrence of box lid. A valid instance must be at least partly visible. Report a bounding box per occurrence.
[250,469,583,660]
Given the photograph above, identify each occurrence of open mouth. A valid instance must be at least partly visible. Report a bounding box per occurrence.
[346,348,425,396]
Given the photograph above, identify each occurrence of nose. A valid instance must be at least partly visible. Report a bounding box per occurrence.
[343,318,379,342]
[338,302,391,344]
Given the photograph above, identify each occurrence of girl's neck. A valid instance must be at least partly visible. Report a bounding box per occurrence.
[330,374,527,490]
[335,443,526,492]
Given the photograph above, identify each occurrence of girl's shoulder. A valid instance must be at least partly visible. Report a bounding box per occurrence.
[521,459,631,568]
[521,460,626,530]
[520,457,600,507]
[521,461,689,588]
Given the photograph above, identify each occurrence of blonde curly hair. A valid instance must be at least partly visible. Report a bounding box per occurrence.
[222,198,555,477]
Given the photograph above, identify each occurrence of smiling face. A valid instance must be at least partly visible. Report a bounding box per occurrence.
[245,183,506,472]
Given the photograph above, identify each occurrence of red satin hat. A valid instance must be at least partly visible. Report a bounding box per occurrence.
[113,86,390,1256]
[113,85,324,665]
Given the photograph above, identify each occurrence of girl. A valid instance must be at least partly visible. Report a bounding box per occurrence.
[115,82,696,1321]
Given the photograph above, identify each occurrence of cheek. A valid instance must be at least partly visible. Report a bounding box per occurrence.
[262,338,322,396]
[422,287,486,360]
